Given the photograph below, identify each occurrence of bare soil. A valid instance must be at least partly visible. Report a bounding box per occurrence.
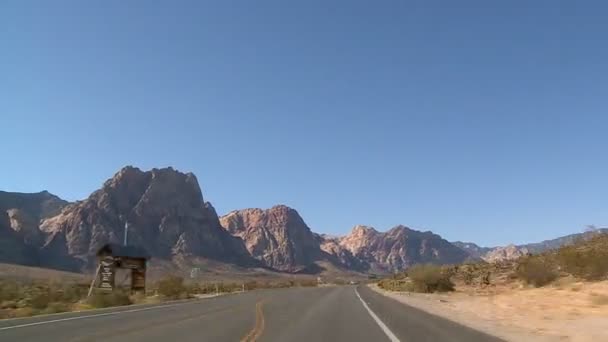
[372,278,608,342]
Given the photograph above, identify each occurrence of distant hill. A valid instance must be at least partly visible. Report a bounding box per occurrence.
[453,228,608,262]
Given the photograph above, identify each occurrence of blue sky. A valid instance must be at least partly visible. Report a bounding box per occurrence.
[2,1,607,246]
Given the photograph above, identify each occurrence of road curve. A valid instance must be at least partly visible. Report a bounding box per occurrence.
[0,286,503,342]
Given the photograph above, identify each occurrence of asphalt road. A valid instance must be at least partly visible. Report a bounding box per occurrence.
[0,286,503,342]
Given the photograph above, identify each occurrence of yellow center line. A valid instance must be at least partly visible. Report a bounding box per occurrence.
[241,300,265,342]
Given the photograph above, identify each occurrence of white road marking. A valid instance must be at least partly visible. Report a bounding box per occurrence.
[0,302,190,331]
[355,287,401,342]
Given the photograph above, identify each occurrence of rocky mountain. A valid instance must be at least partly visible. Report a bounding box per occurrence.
[0,191,69,265]
[451,241,492,260]
[481,244,529,263]
[218,209,471,273]
[4,165,602,275]
[219,205,323,272]
[314,233,368,271]
[338,225,470,272]
[37,166,253,270]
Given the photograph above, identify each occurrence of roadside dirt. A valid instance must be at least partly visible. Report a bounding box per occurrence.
[371,279,608,342]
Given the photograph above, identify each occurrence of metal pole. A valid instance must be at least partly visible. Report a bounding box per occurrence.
[87,264,101,298]
[215,283,219,296]
[124,222,129,246]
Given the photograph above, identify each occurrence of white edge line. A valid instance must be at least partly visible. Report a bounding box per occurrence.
[0,301,188,331]
[355,287,401,342]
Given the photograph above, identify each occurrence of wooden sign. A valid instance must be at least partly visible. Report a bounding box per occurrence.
[99,256,115,291]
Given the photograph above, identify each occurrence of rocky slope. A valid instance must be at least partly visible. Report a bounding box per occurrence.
[219,205,323,272]
[451,241,492,260]
[481,244,529,263]
[219,208,471,273]
[338,225,470,272]
[0,191,69,265]
[37,166,253,270]
[314,233,368,271]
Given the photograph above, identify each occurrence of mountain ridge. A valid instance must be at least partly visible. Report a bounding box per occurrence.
[1,165,601,275]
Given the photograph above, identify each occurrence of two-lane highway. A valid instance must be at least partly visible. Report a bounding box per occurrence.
[0,286,503,342]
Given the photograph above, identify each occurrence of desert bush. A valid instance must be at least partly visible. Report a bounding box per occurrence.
[244,281,258,291]
[0,281,20,301]
[295,279,318,287]
[156,275,187,299]
[407,264,454,293]
[129,292,147,304]
[462,269,475,285]
[268,281,292,288]
[590,293,608,306]
[516,256,558,287]
[42,302,70,314]
[13,307,37,318]
[59,284,88,302]
[87,291,132,308]
[0,300,18,309]
[557,244,608,281]
[332,278,347,286]
[29,290,52,310]
[377,279,412,292]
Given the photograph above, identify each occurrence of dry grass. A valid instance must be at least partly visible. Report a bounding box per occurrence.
[589,293,608,306]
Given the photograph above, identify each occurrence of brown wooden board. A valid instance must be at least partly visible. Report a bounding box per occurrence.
[131,268,146,290]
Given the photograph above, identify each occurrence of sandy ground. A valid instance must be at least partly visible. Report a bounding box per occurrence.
[371,279,608,342]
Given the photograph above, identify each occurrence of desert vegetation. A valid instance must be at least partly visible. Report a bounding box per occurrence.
[0,274,319,319]
[0,280,89,318]
[516,233,608,287]
[378,233,608,293]
[378,264,454,293]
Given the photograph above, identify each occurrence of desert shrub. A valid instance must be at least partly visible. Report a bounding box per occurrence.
[243,281,258,291]
[462,269,475,285]
[557,244,608,281]
[129,292,147,304]
[377,279,412,292]
[407,264,454,293]
[156,276,187,299]
[59,284,88,302]
[13,307,37,318]
[219,282,241,293]
[268,281,292,288]
[29,290,52,310]
[197,282,217,294]
[516,256,558,287]
[0,281,20,301]
[296,279,318,287]
[333,278,347,286]
[590,294,608,306]
[42,302,70,314]
[88,291,132,308]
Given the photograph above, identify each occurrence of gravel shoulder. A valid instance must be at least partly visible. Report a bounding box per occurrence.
[370,280,608,342]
